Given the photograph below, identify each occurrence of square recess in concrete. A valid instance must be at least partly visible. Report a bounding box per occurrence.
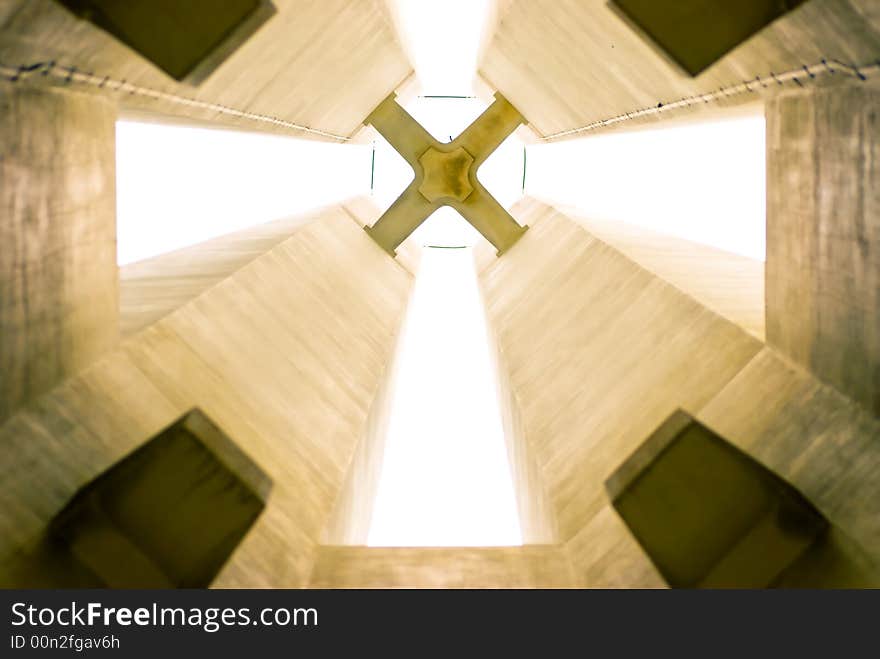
[606,409,826,588]
[611,0,807,76]
[50,409,271,588]
[58,0,276,82]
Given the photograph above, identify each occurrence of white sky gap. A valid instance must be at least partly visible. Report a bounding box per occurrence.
[367,243,522,547]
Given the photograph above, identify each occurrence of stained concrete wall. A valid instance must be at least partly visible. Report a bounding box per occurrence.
[481,0,880,136]
[701,349,880,587]
[766,80,880,416]
[480,199,879,587]
[0,0,410,139]
[320,199,418,546]
[480,199,763,586]
[0,82,118,422]
[0,202,412,587]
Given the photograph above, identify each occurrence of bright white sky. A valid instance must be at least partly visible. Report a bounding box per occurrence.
[367,246,522,546]
[115,0,767,548]
[526,114,767,260]
[393,0,490,97]
[366,0,524,546]
[115,121,372,265]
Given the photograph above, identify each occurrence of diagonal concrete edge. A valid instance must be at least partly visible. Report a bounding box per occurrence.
[480,197,880,587]
[0,199,413,587]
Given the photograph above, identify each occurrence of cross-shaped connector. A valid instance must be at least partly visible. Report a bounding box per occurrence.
[363,92,529,256]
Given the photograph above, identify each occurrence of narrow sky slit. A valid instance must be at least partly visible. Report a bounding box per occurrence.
[367,218,522,547]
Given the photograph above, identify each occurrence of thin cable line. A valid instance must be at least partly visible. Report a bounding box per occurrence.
[0,60,350,141]
[540,57,880,141]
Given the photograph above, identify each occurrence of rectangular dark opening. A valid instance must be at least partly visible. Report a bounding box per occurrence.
[611,0,807,76]
[50,409,271,588]
[606,410,827,588]
[58,0,276,83]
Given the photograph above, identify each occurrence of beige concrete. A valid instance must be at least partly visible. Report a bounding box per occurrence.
[700,348,880,586]
[0,0,411,139]
[51,409,271,588]
[309,546,574,588]
[0,202,412,587]
[606,409,827,588]
[481,0,880,137]
[321,288,401,546]
[483,272,559,545]
[364,92,528,255]
[766,80,880,415]
[480,198,763,586]
[118,203,381,337]
[477,199,879,587]
[555,207,765,340]
[0,81,118,422]
[2,0,878,590]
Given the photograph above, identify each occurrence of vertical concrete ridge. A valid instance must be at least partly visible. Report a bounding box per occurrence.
[119,202,358,336]
[482,198,764,586]
[480,0,880,137]
[0,81,118,422]
[551,205,766,341]
[766,81,880,416]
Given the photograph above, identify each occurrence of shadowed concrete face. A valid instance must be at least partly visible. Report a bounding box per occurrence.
[57,0,276,83]
[363,92,528,256]
[612,0,808,76]
[766,81,880,415]
[0,0,410,138]
[0,82,118,422]
[50,409,271,588]
[480,0,880,136]
[606,409,827,588]
[0,202,413,589]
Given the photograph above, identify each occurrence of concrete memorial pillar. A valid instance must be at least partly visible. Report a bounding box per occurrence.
[765,80,879,415]
[0,82,118,421]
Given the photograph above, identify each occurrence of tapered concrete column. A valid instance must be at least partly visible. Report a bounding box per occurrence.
[0,82,118,420]
[766,81,880,416]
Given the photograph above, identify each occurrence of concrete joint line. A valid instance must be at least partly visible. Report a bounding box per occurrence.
[0,60,350,142]
[541,57,880,141]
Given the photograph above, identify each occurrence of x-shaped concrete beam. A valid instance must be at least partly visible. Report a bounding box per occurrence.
[363,92,529,256]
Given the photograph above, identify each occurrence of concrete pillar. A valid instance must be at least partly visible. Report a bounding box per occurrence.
[766,81,880,416]
[0,82,118,420]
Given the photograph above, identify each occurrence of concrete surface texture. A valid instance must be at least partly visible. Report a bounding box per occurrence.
[0,0,411,139]
[0,0,878,588]
[480,199,879,587]
[118,202,374,337]
[481,0,880,136]
[555,206,766,340]
[0,204,412,587]
[766,81,880,416]
[0,81,118,422]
